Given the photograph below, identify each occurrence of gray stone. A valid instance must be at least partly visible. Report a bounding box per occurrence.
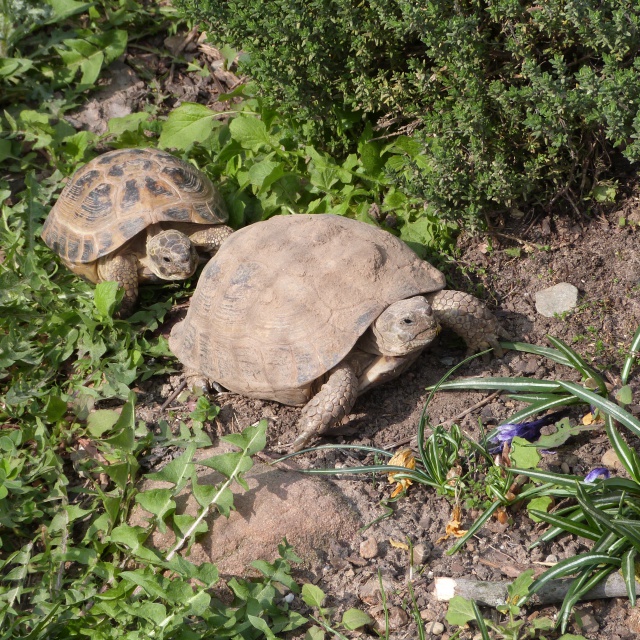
[130,445,362,575]
[534,283,578,317]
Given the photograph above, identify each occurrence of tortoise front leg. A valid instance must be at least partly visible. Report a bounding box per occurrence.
[290,363,359,451]
[97,254,139,318]
[427,290,510,356]
[189,225,233,254]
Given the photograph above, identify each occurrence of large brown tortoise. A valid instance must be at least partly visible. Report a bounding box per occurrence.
[42,147,232,316]
[169,214,508,450]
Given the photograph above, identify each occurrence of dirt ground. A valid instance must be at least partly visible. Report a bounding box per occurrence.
[74,28,640,639]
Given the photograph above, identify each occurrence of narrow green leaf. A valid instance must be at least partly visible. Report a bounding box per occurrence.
[622,325,640,384]
[448,502,502,555]
[557,381,640,439]
[604,415,640,483]
[528,510,599,540]
[622,548,638,606]
[522,553,621,604]
[577,484,640,552]
[471,600,491,639]
[546,335,606,392]
[499,341,571,365]
[433,377,564,393]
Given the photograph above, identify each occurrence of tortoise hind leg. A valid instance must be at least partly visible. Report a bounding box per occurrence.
[290,363,359,451]
[97,254,139,318]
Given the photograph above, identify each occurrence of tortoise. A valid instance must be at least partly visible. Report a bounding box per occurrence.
[169,214,508,450]
[42,147,232,316]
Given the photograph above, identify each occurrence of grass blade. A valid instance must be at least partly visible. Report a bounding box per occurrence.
[622,325,640,385]
[622,547,638,606]
[447,501,502,555]
[556,381,640,439]
[471,600,490,640]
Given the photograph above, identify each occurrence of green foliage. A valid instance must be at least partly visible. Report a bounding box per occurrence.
[0,3,314,637]
[446,573,556,640]
[301,583,372,639]
[178,0,640,224]
[153,99,457,256]
[437,329,640,632]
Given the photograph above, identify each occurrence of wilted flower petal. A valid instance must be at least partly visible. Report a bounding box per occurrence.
[388,448,416,497]
[584,467,610,483]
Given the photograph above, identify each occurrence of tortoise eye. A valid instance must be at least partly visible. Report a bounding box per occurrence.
[163,256,171,263]
[403,318,413,325]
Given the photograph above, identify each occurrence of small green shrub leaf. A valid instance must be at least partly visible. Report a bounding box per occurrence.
[229,115,274,151]
[94,281,121,317]
[135,489,175,519]
[301,583,326,608]
[527,497,553,522]
[509,437,541,469]
[159,102,221,150]
[445,595,476,626]
[86,409,120,436]
[341,608,373,630]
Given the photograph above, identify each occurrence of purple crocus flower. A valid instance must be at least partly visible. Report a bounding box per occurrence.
[584,467,610,483]
[489,410,570,452]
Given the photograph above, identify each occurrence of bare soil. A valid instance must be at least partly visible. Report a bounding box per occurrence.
[75,27,640,639]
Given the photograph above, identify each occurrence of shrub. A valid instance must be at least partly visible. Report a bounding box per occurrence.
[178,0,640,224]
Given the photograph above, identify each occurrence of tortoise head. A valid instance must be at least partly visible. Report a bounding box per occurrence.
[147,229,198,280]
[370,296,440,356]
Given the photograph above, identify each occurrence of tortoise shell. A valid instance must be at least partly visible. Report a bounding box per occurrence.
[41,147,227,265]
[169,214,446,402]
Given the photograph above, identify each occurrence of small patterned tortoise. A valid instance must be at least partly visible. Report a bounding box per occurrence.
[42,147,232,316]
[169,214,509,450]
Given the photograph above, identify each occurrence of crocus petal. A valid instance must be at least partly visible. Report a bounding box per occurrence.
[584,467,610,483]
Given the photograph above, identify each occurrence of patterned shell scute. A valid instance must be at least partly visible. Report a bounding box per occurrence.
[41,147,228,264]
[169,214,446,399]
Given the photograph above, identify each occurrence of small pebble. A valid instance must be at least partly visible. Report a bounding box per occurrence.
[560,462,570,474]
[425,621,445,635]
[575,610,599,635]
[412,543,428,565]
[283,593,294,604]
[545,554,558,564]
[602,448,626,472]
[372,606,408,633]
[359,536,379,559]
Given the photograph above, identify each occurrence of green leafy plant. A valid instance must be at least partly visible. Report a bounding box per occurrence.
[153,98,457,256]
[445,573,576,640]
[300,583,372,640]
[435,327,640,632]
[177,0,640,225]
